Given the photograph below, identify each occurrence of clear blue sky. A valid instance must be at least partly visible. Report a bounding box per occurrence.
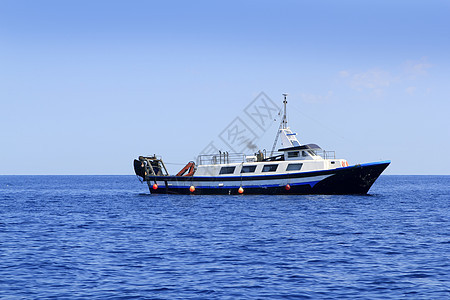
[1,0,449,175]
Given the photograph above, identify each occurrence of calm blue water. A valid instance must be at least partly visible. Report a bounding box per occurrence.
[0,176,449,299]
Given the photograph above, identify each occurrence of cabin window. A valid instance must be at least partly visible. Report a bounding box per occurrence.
[219,166,235,175]
[262,164,278,172]
[302,151,308,157]
[241,165,256,173]
[286,163,303,171]
[287,151,299,158]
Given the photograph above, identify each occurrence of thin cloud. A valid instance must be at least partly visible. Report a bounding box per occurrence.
[340,69,393,95]
[350,69,391,90]
[405,86,416,95]
[300,90,333,103]
[339,70,350,78]
[339,58,432,96]
[403,57,432,79]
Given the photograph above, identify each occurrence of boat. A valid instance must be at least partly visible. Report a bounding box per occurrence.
[133,94,390,195]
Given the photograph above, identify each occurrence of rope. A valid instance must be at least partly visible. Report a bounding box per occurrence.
[163,162,188,166]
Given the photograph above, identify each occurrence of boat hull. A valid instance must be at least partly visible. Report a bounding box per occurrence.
[143,161,390,195]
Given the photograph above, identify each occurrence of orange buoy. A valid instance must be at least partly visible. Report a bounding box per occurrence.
[238,187,244,194]
[189,186,195,193]
[285,184,291,191]
[152,183,158,190]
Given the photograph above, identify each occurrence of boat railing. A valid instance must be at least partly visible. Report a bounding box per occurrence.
[316,150,336,159]
[197,152,246,165]
[197,149,336,165]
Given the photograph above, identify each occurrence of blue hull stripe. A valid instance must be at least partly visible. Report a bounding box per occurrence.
[148,160,391,182]
[162,180,320,189]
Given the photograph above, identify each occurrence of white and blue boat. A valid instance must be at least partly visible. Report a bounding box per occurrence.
[134,95,390,195]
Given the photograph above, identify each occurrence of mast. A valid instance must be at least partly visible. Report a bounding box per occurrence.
[282,93,288,129]
[270,93,289,156]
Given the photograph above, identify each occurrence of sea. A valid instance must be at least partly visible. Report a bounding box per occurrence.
[0,175,449,299]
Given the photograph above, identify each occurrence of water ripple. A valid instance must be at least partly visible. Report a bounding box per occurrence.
[0,175,449,299]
